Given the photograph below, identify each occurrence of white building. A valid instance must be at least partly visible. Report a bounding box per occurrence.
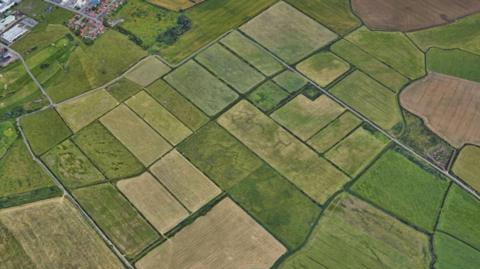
[1,23,27,43]
[0,15,15,32]
[0,0,15,14]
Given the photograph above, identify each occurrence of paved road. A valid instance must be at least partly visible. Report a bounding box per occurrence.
[43,0,102,24]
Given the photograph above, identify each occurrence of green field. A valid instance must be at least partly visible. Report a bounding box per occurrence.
[41,139,104,189]
[296,51,350,87]
[352,149,450,232]
[220,31,283,76]
[331,39,409,92]
[0,222,36,269]
[73,183,159,257]
[308,111,362,153]
[279,193,431,269]
[0,121,17,158]
[325,126,389,176]
[72,122,144,180]
[346,27,425,80]
[164,61,238,116]
[426,48,480,82]
[20,108,72,155]
[241,2,337,64]
[452,145,480,192]
[285,0,361,35]
[433,232,480,269]
[273,70,308,93]
[330,70,402,131]
[196,44,265,93]
[438,185,480,249]
[145,79,208,131]
[106,77,143,102]
[247,80,289,112]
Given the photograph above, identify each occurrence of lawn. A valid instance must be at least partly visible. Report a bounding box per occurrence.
[330,70,402,131]
[41,139,104,189]
[433,232,480,269]
[345,27,425,80]
[273,70,308,93]
[279,193,431,269]
[73,183,159,257]
[124,56,171,87]
[145,79,208,130]
[426,48,480,83]
[20,108,72,155]
[452,145,480,192]
[195,43,265,93]
[164,60,238,116]
[296,51,350,87]
[220,31,283,76]
[72,122,144,180]
[240,2,338,64]
[247,80,289,112]
[351,149,450,232]
[0,121,17,158]
[106,78,143,102]
[331,39,409,92]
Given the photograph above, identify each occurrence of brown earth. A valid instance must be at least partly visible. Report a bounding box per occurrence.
[352,0,480,32]
[400,72,480,148]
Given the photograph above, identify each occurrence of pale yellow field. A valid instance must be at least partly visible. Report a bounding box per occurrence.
[57,89,118,132]
[100,104,171,165]
[150,150,221,212]
[0,198,123,269]
[117,172,189,234]
[124,56,171,86]
[147,0,202,11]
[136,198,286,269]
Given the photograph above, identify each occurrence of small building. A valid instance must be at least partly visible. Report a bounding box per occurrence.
[1,23,27,44]
[0,0,15,14]
[0,14,15,32]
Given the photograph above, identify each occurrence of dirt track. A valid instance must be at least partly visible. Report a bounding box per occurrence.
[352,0,480,32]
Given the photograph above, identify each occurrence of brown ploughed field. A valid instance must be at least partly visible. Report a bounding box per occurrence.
[400,72,480,148]
[352,0,480,31]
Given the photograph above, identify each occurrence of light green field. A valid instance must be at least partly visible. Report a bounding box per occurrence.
[247,80,289,112]
[0,222,35,269]
[220,31,283,76]
[196,44,265,93]
[74,184,159,257]
[433,232,480,269]
[164,61,238,116]
[126,91,191,145]
[273,70,308,93]
[352,149,450,232]
[0,121,17,158]
[124,56,171,87]
[331,39,409,92]
[325,127,389,176]
[426,48,480,83]
[296,51,350,87]
[41,139,104,189]
[57,89,119,133]
[218,101,349,204]
[452,145,480,192]
[100,105,171,166]
[308,111,362,153]
[438,185,480,249]
[330,70,402,131]
[145,79,208,131]
[72,122,144,180]
[147,0,198,11]
[106,78,143,103]
[346,27,425,80]
[285,0,361,35]
[20,108,72,155]
[240,2,338,64]
[272,95,345,141]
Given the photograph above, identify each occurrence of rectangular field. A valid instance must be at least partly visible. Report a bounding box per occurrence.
[452,145,480,192]
[106,77,143,102]
[124,56,171,87]
[135,198,286,269]
[296,51,350,87]
[247,80,289,112]
[273,70,308,93]
[218,100,349,204]
[433,232,480,269]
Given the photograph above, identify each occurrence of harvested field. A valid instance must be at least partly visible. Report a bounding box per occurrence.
[308,111,362,153]
[56,89,119,133]
[106,78,143,103]
[150,150,220,212]
[41,139,104,189]
[433,232,480,269]
[136,198,286,269]
[147,0,203,11]
[273,70,308,93]
[145,79,208,131]
[272,95,345,141]
[400,73,480,148]
[247,80,289,112]
[279,193,432,269]
[0,198,123,268]
[452,145,480,192]
[117,172,189,234]
[352,0,480,32]
[220,31,283,76]
[218,101,349,204]
[100,104,171,166]
[0,222,35,269]
[240,1,337,64]
[126,91,191,145]
[195,43,265,93]
[74,183,159,257]
[296,51,350,87]
[124,56,171,87]
[164,61,238,116]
